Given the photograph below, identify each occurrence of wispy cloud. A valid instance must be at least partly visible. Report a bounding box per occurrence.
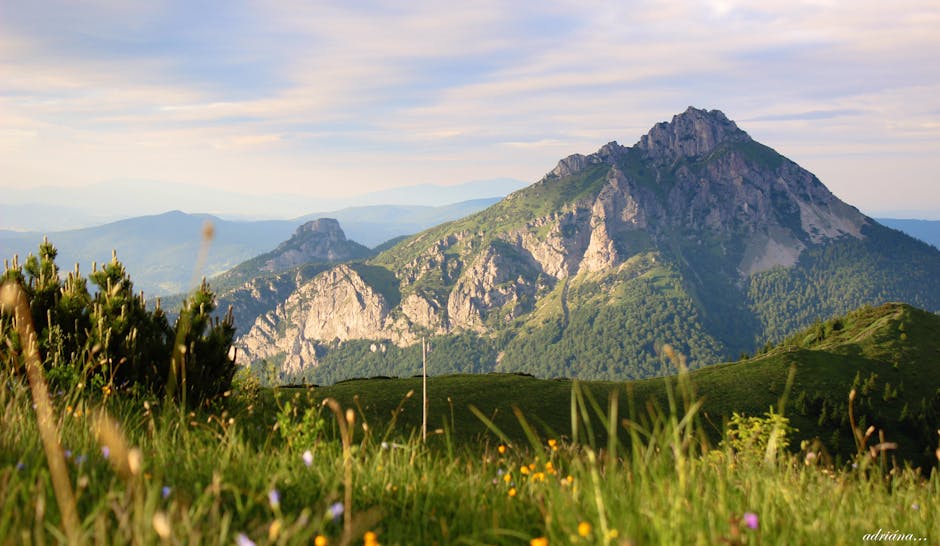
[1,0,938,214]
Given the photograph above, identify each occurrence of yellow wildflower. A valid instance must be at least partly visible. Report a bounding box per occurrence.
[498,444,507,454]
[314,535,328,546]
[578,521,592,537]
[530,537,548,546]
[508,487,517,497]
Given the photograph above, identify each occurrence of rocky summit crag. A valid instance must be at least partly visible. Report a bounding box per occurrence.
[237,107,940,384]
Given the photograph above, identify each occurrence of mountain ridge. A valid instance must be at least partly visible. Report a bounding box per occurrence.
[233,108,940,383]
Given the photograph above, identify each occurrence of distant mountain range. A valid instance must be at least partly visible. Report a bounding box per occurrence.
[232,107,940,384]
[1,178,527,231]
[0,198,505,295]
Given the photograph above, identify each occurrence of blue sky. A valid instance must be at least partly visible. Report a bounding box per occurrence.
[2,0,939,218]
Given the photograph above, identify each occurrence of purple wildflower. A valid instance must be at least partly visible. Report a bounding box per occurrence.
[101,446,110,459]
[328,501,344,522]
[162,486,172,499]
[743,512,759,530]
[268,489,280,509]
[235,533,256,546]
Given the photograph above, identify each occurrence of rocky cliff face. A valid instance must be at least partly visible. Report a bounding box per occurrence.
[236,107,882,380]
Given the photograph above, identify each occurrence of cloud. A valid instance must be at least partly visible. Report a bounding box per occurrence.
[0,0,938,214]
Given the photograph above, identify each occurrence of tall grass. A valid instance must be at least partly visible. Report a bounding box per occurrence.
[1,347,938,544]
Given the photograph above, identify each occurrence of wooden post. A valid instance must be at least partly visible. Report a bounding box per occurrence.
[422,337,428,442]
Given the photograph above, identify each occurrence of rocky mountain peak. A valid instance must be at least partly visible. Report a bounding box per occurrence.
[259,218,370,273]
[294,218,346,239]
[636,107,750,163]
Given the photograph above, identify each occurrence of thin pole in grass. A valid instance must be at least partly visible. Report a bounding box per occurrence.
[422,336,428,443]
[1,281,81,544]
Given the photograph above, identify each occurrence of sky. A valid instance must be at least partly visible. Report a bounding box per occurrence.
[2,0,939,219]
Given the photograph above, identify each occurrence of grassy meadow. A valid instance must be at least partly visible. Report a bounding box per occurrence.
[2,360,939,545]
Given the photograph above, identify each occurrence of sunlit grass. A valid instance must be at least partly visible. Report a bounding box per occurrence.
[2,356,939,546]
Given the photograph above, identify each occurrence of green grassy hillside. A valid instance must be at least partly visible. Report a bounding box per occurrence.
[281,302,940,467]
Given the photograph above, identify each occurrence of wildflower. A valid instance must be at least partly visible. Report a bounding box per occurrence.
[328,501,344,522]
[162,486,172,499]
[520,466,530,476]
[314,535,328,546]
[508,487,517,497]
[364,531,379,546]
[152,512,171,539]
[533,472,545,482]
[268,489,280,509]
[530,537,548,546]
[548,439,558,451]
[64,449,72,459]
[302,450,313,467]
[565,475,574,485]
[544,461,555,473]
[503,473,512,483]
[498,444,507,454]
[743,512,759,530]
[578,521,592,537]
[15,462,25,471]
[911,503,920,511]
[101,446,110,459]
[268,520,282,541]
[102,385,112,396]
[236,533,256,546]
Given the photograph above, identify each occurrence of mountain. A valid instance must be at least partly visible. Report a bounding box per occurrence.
[231,107,939,383]
[875,218,940,249]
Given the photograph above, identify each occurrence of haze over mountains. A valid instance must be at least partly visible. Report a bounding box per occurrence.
[230,108,940,384]
[1,178,528,231]
[0,196,509,295]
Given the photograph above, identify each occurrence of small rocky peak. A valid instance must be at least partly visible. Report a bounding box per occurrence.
[548,141,625,178]
[295,218,346,240]
[636,107,750,163]
[549,153,602,178]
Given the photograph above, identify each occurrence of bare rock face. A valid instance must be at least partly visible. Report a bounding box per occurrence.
[401,293,446,333]
[447,243,540,331]
[238,264,395,366]
[509,209,593,279]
